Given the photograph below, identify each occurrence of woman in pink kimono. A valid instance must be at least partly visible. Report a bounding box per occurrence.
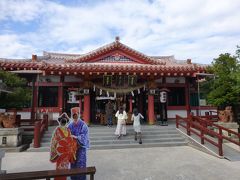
[115,106,128,139]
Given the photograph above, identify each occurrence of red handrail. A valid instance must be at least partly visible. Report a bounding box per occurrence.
[192,115,240,146]
[176,115,223,156]
[34,114,48,148]
[176,114,240,156]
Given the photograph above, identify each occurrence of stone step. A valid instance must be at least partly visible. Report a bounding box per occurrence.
[90,141,188,150]
[34,123,188,151]
[45,126,178,132]
[21,126,34,129]
[42,129,179,138]
[0,144,29,152]
[89,126,177,130]
[90,134,181,141]
[41,133,182,142]
[41,131,180,140]
[90,137,186,145]
[89,130,179,135]
[28,141,187,152]
[38,136,186,147]
[28,147,50,152]
[45,125,177,131]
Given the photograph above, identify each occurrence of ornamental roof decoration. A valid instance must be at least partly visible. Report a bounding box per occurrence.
[0,37,207,76]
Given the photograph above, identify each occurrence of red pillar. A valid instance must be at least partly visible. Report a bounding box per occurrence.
[58,83,63,113]
[129,97,133,113]
[139,94,143,115]
[148,95,155,125]
[83,95,90,125]
[31,78,36,123]
[79,96,82,115]
[32,81,38,123]
[185,78,191,117]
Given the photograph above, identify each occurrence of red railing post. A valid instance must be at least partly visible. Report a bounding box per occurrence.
[176,115,179,128]
[43,114,48,131]
[15,114,21,127]
[34,121,41,148]
[187,119,191,136]
[218,128,223,156]
[201,128,204,144]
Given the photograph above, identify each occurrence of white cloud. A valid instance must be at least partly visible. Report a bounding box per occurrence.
[0,0,240,64]
[0,0,44,22]
[0,34,35,58]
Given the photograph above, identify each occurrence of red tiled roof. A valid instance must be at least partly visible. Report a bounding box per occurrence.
[0,39,207,76]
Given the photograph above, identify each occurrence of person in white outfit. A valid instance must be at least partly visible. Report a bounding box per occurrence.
[131,108,144,144]
[115,106,128,139]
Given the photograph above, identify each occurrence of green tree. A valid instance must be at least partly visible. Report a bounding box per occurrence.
[206,49,240,107]
[0,70,31,109]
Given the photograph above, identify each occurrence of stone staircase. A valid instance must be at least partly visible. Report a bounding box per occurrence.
[28,123,188,152]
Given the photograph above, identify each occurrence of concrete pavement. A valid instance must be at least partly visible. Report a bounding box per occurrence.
[2,146,240,180]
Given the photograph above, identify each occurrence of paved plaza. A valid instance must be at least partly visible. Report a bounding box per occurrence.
[2,146,240,180]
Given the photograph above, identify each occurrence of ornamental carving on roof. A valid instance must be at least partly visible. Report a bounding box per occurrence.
[99,54,133,63]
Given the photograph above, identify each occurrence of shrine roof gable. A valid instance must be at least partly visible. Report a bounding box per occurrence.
[65,40,165,65]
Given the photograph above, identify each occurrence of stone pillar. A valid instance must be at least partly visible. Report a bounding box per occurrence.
[0,128,23,147]
[148,95,155,125]
[83,94,90,125]
[0,149,6,174]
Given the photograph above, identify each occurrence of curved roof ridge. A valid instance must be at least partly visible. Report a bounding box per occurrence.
[150,55,175,59]
[117,41,165,65]
[43,51,82,59]
[78,42,116,57]
[0,58,31,62]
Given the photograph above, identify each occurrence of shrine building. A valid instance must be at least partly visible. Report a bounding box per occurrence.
[0,37,214,125]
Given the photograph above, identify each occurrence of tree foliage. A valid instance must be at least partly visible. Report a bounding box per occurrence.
[0,70,31,109]
[206,48,240,107]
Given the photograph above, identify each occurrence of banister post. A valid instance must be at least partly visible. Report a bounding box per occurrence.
[218,128,223,156]
[15,114,21,127]
[176,115,179,128]
[43,114,48,131]
[34,121,41,148]
[201,128,204,144]
[187,119,191,136]
[90,173,94,180]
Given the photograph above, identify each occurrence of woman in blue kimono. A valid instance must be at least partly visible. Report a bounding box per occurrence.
[68,113,90,180]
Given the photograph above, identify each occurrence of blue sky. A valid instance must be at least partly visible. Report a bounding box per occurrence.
[0,0,240,64]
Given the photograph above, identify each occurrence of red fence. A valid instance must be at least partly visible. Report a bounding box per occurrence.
[176,115,240,156]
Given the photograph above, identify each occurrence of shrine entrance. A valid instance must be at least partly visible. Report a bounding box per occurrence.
[91,87,147,125]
